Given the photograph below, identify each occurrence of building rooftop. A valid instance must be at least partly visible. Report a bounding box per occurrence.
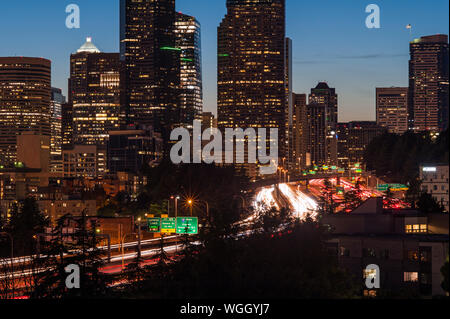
[76,37,101,54]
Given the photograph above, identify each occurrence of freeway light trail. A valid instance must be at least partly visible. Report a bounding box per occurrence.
[278,184,318,220]
[252,184,318,220]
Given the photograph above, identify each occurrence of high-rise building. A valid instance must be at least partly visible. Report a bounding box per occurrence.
[69,38,122,147]
[0,57,51,166]
[107,126,163,175]
[217,0,287,161]
[336,122,386,169]
[285,37,294,170]
[62,102,73,147]
[409,34,449,132]
[291,93,309,170]
[175,12,203,126]
[376,87,409,134]
[307,82,338,166]
[120,0,180,140]
[50,88,65,173]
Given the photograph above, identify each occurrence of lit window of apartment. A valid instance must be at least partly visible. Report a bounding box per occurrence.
[405,224,427,234]
[404,272,419,282]
[405,250,419,261]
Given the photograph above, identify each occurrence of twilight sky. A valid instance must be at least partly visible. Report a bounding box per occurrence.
[0,0,448,122]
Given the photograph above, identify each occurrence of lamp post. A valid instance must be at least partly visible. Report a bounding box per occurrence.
[121,232,140,270]
[173,196,180,218]
[187,199,193,217]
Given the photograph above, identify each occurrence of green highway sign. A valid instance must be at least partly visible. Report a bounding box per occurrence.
[377,184,409,192]
[161,217,177,234]
[176,217,199,235]
[147,217,161,233]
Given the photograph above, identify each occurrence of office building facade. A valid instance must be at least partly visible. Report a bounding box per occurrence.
[120,0,180,141]
[218,0,287,164]
[409,35,449,132]
[175,12,203,126]
[376,87,409,134]
[0,57,51,166]
[69,38,122,147]
[307,82,338,166]
[50,88,65,173]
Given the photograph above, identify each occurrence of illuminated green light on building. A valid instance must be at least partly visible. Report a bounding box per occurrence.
[218,53,229,57]
[160,47,181,51]
[181,58,193,62]
[14,162,24,168]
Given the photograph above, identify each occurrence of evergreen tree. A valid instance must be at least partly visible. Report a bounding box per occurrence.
[6,198,49,256]
[31,211,110,299]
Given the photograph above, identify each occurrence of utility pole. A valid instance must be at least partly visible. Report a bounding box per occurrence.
[137,222,142,260]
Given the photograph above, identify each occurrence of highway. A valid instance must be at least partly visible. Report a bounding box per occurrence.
[252,183,319,220]
[3,177,397,298]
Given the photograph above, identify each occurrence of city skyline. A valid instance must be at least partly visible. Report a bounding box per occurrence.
[0,0,448,122]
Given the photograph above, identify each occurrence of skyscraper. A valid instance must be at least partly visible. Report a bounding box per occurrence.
[69,38,122,148]
[120,0,180,141]
[409,34,449,132]
[307,82,338,166]
[336,122,386,169]
[62,102,73,147]
[50,87,66,173]
[0,57,51,166]
[376,87,409,134]
[292,93,309,170]
[218,0,287,159]
[175,12,203,126]
[285,37,294,170]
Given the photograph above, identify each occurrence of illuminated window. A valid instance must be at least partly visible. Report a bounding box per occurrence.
[405,224,428,233]
[404,272,419,282]
[363,290,377,297]
[363,268,377,280]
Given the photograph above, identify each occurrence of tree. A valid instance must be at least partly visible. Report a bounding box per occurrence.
[406,177,422,209]
[364,130,449,183]
[31,211,110,298]
[6,198,49,256]
[124,216,359,299]
[417,193,445,214]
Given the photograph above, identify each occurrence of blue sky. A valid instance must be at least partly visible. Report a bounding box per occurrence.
[0,0,448,122]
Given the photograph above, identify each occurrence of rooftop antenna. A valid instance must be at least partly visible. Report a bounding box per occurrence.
[406,24,412,41]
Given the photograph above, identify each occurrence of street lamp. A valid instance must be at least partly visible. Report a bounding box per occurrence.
[121,232,141,270]
[187,199,193,216]
[171,196,180,218]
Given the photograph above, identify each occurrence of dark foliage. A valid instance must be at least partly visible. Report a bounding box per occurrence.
[30,212,111,299]
[364,130,449,184]
[4,198,49,257]
[116,205,359,299]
